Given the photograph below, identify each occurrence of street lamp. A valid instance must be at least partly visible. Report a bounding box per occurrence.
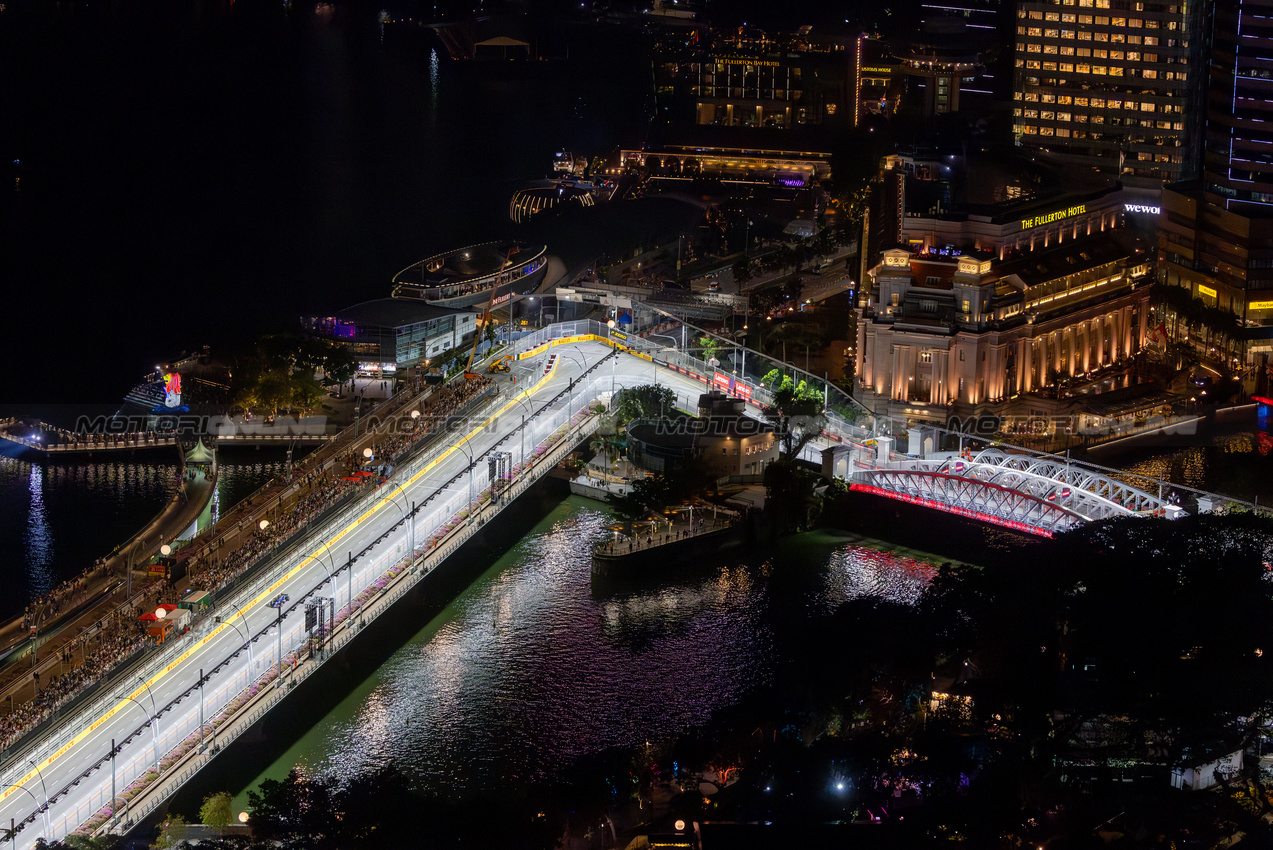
[137,676,162,763]
[28,762,52,840]
[115,693,160,774]
[268,595,291,682]
[312,536,351,621]
[385,480,417,560]
[3,780,49,844]
[452,439,477,518]
[214,600,256,674]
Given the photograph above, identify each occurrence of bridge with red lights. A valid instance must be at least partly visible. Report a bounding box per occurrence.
[843,443,1185,538]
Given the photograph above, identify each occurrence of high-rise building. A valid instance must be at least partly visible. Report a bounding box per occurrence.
[1157,0,1273,364]
[1012,0,1207,188]
[1203,0,1273,210]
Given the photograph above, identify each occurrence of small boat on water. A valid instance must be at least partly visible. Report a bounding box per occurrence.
[390,241,548,310]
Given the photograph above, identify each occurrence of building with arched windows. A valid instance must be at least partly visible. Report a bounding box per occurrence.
[857,237,1151,419]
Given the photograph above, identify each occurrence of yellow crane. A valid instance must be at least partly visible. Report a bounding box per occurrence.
[464,246,520,379]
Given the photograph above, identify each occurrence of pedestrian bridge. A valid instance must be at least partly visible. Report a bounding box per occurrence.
[847,445,1185,538]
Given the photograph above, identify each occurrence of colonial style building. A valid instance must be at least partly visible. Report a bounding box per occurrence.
[857,235,1151,417]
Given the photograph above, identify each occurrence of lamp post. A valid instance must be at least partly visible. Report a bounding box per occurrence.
[268,594,290,682]
[115,694,160,774]
[386,480,417,559]
[215,599,256,674]
[2,780,47,843]
[313,536,351,620]
[29,762,51,841]
[137,675,163,767]
[557,350,588,436]
[453,439,476,518]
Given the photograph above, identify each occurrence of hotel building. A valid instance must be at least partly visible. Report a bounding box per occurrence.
[1156,0,1273,363]
[856,152,1152,418]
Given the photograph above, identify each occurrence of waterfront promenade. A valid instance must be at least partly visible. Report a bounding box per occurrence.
[0,467,215,706]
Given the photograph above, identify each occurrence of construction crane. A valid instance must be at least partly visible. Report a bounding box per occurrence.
[464,245,520,379]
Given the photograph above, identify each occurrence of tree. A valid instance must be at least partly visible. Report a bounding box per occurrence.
[322,346,357,396]
[290,370,327,414]
[248,769,338,846]
[614,385,675,425]
[733,257,754,287]
[764,375,826,462]
[698,335,721,365]
[590,433,624,471]
[199,791,234,838]
[150,813,188,849]
[256,371,293,418]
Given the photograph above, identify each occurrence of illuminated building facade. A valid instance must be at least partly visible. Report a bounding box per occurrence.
[1156,0,1273,363]
[618,144,833,184]
[1011,0,1207,187]
[302,299,477,376]
[858,149,1128,287]
[857,238,1151,412]
[653,27,849,130]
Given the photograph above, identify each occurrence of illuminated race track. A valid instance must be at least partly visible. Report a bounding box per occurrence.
[0,340,758,847]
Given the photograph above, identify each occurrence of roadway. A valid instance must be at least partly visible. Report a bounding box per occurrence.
[0,341,753,848]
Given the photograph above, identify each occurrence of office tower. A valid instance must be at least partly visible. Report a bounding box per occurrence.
[1158,0,1273,364]
[1012,0,1207,188]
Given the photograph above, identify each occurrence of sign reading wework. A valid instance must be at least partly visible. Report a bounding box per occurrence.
[1124,203,1161,215]
[1020,204,1086,229]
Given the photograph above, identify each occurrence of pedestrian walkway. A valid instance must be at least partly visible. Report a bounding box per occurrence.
[593,510,740,558]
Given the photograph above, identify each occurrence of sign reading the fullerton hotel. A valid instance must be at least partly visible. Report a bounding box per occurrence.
[1020,204,1087,230]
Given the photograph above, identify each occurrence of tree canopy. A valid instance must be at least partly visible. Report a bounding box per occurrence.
[613,384,675,425]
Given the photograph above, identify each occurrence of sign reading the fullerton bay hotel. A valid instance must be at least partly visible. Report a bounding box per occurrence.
[1020,204,1087,229]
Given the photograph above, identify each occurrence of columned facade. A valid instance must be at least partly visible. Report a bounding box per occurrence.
[858,238,1150,413]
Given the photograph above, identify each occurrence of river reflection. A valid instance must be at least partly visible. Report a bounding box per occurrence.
[1093,412,1273,503]
[236,497,951,805]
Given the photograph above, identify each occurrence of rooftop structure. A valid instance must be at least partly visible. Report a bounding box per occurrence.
[391,241,548,310]
[857,232,1152,415]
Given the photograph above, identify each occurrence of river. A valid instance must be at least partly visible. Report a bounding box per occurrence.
[225,495,950,810]
[0,451,288,621]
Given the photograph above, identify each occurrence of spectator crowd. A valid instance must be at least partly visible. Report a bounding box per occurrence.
[0,375,496,756]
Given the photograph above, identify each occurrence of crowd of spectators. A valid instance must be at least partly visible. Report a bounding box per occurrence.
[0,625,148,752]
[0,374,497,755]
[22,569,94,632]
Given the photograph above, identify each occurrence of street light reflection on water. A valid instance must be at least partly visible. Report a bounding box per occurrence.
[235,497,949,805]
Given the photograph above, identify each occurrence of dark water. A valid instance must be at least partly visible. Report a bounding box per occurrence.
[0,451,286,621]
[0,456,179,619]
[1088,412,1273,504]
[0,0,652,409]
[228,496,946,808]
[0,0,651,614]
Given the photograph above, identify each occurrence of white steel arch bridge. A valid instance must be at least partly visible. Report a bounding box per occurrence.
[848,447,1185,538]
